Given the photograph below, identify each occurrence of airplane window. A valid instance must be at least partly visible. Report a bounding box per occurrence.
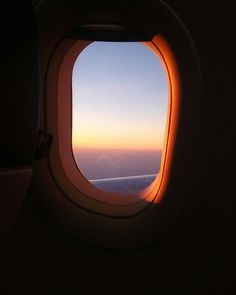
[72,41,168,196]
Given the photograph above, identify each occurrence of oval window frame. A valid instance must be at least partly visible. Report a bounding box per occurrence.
[45,35,175,217]
[33,0,201,248]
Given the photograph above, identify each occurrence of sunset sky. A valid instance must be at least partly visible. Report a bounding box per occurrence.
[72,41,168,151]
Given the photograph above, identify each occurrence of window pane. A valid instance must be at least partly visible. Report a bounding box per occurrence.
[72,41,168,195]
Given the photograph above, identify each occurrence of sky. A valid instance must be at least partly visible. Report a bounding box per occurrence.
[72,41,168,151]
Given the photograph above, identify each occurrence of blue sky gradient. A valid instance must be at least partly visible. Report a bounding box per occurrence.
[72,41,168,151]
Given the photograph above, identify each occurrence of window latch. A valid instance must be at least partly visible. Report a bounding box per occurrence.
[35,129,53,160]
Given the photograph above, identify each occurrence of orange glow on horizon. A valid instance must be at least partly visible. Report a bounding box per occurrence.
[72,132,165,151]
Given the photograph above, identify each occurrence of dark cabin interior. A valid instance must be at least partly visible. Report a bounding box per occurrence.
[0,0,236,293]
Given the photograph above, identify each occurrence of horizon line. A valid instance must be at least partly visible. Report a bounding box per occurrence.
[72,146,163,152]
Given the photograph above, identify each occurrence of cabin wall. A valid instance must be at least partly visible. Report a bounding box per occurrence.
[1,0,236,293]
